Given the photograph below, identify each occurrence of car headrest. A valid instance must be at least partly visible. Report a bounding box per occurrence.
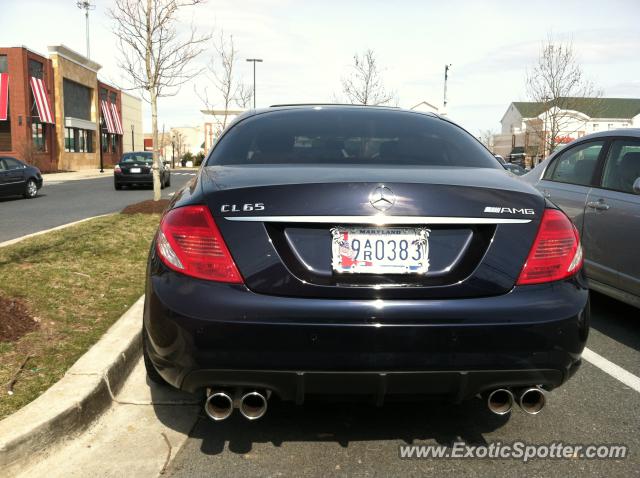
[574,159,595,183]
[619,152,640,190]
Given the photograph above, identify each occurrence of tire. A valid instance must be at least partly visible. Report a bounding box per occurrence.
[24,179,38,199]
[114,182,123,190]
[165,175,171,188]
[143,330,169,386]
[160,176,166,190]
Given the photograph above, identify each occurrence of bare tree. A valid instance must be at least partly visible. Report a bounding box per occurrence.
[197,32,252,137]
[478,129,495,150]
[526,35,602,156]
[110,0,210,200]
[341,49,396,106]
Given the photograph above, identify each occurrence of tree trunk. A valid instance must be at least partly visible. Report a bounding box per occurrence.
[151,88,161,201]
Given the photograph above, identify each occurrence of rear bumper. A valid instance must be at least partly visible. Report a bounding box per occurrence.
[144,262,589,402]
[115,173,154,184]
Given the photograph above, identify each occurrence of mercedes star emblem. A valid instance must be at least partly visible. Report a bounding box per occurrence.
[369,185,396,212]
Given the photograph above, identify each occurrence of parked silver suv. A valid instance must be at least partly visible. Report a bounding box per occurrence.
[523,129,640,308]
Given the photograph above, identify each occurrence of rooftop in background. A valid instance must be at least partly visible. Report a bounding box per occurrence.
[512,98,640,119]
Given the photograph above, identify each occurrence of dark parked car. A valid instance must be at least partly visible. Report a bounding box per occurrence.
[0,156,42,199]
[114,151,170,190]
[143,105,589,422]
[523,129,640,308]
[495,154,527,176]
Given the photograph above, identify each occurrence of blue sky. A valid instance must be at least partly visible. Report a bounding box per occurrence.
[3,0,640,135]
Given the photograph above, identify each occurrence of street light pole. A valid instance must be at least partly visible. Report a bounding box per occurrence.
[131,124,135,151]
[246,58,263,109]
[443,64,452,111]
[76,1,95,58]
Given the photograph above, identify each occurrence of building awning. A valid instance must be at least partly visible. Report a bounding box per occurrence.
[65,116,97,131]
[30,77,54,124]
[0,73,8,121]
[109,102,124,135]
[100,99,116,134]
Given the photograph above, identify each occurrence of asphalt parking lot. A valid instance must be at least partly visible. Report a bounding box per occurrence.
[158,291,639,477]
[0,171,196,243]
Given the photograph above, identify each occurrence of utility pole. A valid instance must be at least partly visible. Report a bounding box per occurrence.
[76,1,95,58]
[131,124,135,151]
[443,64,452,111]
[246,58,263,109]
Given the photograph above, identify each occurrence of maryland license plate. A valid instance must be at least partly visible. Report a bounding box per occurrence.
[331,227,430,274]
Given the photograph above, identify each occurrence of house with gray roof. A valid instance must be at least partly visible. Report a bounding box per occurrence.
[494,97,640,161]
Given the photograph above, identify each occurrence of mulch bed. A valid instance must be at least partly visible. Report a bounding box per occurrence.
[0,294,38,342]
[121,199,170,215]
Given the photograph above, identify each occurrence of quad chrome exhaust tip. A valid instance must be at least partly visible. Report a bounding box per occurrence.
[517,387,546,415]
[204,390,234,421]
[486,388,515,415]
[239,390,268,420]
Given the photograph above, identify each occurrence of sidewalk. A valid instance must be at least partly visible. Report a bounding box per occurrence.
[17,359,200,478]
[43,170,111,183]
[43,167,199,184]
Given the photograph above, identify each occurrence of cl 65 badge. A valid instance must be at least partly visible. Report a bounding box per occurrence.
[221,203,265,213]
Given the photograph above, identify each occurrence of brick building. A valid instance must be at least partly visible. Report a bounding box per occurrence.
[0,46,58,172]
[0,44,142,172]
[98,80,123,167]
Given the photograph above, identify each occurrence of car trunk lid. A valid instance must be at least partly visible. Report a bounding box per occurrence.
[203,165,545,299]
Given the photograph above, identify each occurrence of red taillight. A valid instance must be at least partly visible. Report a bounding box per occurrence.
[114,165,122,173]
[517,208,583,285]
[156,205,243,283]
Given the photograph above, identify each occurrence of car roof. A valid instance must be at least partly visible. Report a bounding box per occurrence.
[572,128,640,141]
[232,104,441,123]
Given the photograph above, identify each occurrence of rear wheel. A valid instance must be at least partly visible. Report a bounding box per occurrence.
[165,175,171,187]
[114,182,123,190]
[143,330,169,386]
[24,179,38,199]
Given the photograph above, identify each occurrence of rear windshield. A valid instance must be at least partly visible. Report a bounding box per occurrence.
[121,152,153,163]
[207,109,500,169]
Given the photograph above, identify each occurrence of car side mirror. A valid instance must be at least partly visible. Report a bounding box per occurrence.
[633,177,640,195]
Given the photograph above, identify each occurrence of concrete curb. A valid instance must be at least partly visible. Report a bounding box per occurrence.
[0,214,116,249]
[0,296,145,474]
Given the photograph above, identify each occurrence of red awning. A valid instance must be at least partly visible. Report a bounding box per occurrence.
[29,77,54,124]
[0,73,8,121]
[101,99,115,134]
[109,102,124,135]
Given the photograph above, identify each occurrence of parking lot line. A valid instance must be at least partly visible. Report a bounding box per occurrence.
[582,347,640,393]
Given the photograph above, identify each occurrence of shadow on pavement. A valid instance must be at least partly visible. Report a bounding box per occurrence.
[168,396,509,456]
[0,194,46,203]
[146,375,203,437]
[589,291,640,353]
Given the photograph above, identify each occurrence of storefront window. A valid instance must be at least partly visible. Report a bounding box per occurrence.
[63,79,91,121]
[111,134,118,153]
[0,55,11,151]
[32,122,46,152]
[0,119,10,151]
[28,59,43,79]
[102,132,110,153]
[65,127,94,153]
